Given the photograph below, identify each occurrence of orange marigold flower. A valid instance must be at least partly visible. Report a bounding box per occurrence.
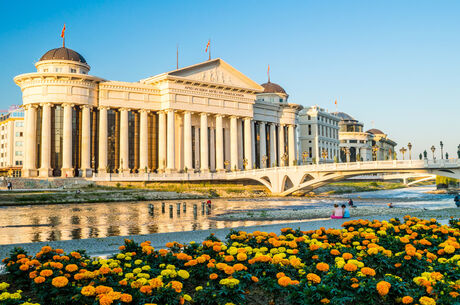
[342,253,353,260]
[99,295,114,305]
[236,253,247,261]
[65,264,79,272]
[306,273,321,284]
[376,281,391,296]
[120,293,132,303]
[52,276,69,288]
[278,276,292,287]
[224,266,234,275]
[209,273,218,280]
[168,280,183,293]
[140,285,153,294]
[34,276,46,284]
[361,267,376,277]
[40,269,53,277]
[95,285,113,295]
[402,296,413,304]
[316,262,329,272]
[19,264,29,271]
[224,255,234,262]
[330,249,340,256]
[276,272,286,279]
[320,298,330,304]
[251,276,259,283]
[81,285,96,296]
[343,263,357,272]
[351,283,359,289]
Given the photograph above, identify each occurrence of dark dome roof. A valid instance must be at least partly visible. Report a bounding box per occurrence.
[367,128,385,135]
[261,82,286,94]
[332,112,355,121]
[40,47,87,64]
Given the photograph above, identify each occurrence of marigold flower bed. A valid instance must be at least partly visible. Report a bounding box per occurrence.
[1,216,460,305]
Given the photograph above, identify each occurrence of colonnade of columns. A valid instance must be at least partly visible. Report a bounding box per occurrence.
[22,104,299,178]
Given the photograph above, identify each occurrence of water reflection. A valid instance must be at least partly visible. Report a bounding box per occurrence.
[0,187,452,245]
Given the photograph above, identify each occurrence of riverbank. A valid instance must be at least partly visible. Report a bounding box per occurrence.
[312,181,407,195]
[212,206,460,222]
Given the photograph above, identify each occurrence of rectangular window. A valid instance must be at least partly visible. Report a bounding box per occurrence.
[15,122,24,127]
[43,69,48,72]
[308,125,311,135]
[15,141,23,147]
[71,68,76,73]
[15,151,23,156]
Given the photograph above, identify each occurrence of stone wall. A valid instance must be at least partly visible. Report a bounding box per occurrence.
[0,177,94,189]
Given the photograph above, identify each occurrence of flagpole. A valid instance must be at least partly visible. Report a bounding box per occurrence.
[176,44,179,69]
[209,39,211,61]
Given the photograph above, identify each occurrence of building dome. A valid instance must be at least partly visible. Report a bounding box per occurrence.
[261,81,286,94]
[332,112,355,121]
[39,47,87,64]
[367,128,385,135]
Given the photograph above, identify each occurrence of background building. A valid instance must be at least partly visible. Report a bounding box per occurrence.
[14,46,302,178]
[333,112,397,162]
[0,106,24,176]
[298,106,340,164]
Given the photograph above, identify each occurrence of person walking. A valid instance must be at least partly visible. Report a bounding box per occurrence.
[455,194,460,208]
[348,198,354,207]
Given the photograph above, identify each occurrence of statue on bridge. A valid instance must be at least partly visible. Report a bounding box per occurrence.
[423,150,428,159]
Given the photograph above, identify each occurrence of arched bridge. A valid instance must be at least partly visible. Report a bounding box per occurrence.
[92,159,460,196]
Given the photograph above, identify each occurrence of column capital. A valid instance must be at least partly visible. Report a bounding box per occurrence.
[139,109,150,114]
[98,106,110,110]
[62,103,75,108]
[25,104,39,110]
[119,107,130,112]
[243,117,252,121]
[230,115,239,119]
[200,112,209,117]
[39,102,53,108]
[81,105,93,110]
[165,109,175,114]
[183,110,194,115]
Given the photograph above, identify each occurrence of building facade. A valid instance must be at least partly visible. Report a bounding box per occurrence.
[333,112,397,162]
[14,47,302,178]
[298,106,340,164]
[0,107,24,176]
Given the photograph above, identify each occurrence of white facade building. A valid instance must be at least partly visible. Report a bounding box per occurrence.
[298,106,340,164]
[14,46,302,178]
[0,107,25,176]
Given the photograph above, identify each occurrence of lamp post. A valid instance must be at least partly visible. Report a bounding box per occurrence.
[431,145,436,160]
[261,155,268,168]
[440,141,444,159]
[372,145,379,161]
[321,148,328,162]
[281,153,288,167]
[341,147,350,163]
[407,142,412,160]
[399,147,407,160]
[224,160,230,171]
[302,151,308,165]
[457,144,460,159]
[242,158,248,170]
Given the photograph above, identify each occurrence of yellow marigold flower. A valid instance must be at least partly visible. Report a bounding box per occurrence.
[376,281,391,296]
[402,296,414,304]
[51,276,69,288]
[178,270,190,279]
[419,296,436,305]
[81,285,96,296]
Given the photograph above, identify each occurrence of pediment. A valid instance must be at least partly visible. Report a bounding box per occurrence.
[167,59,263,91]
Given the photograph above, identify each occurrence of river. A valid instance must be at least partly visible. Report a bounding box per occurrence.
[0,186,455,245]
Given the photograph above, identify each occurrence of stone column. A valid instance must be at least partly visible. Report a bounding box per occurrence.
[210,128,216,172]
[62,103,74,177]
[23,105,38,177]
[183,111,193,173]
[119,108,130,175]
[133,112,140,171]
[139,110,149,173]
[244,118,253,170]
[230,116,238,171]
[39,103,52,177]
[269,123,276,168]
[158,111,166,172]
[98,107,108,174]
[288,124,296,166]
[279,124,285,166]
[166,109,175,173]
[215,115,224,172]
[259,122,266,168]
[80,105,92,177]
[200,113,209,173]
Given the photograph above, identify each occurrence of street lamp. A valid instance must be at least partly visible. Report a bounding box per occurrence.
[261,155,268,168]
[440,141,444,159]
[457,144,460,159]
[399,147,407,160]
[302,151,308,165]
[281,153,288,167]
[321,149,328,162]
[341,147,350,163]
[224,160,230,171]
[431,145,436,160]
[407,142,412,160]
[242,158,248,170]
[372,145,379,161]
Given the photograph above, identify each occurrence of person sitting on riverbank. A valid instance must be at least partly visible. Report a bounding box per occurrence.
[342,204,350,218]
[348,198,354,207]
[331,204,343,219]
[388,202,393,208]
[454,194,460,208]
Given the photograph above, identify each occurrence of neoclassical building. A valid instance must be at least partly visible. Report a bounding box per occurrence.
[14,46,302,178]
[332,112,397,162]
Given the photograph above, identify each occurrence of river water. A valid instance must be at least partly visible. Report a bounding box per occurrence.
[0,186,456,245]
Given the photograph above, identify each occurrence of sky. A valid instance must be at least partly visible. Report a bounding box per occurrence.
[0,0,459,158]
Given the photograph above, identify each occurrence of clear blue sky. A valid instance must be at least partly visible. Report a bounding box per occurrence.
[1,0,459,158]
